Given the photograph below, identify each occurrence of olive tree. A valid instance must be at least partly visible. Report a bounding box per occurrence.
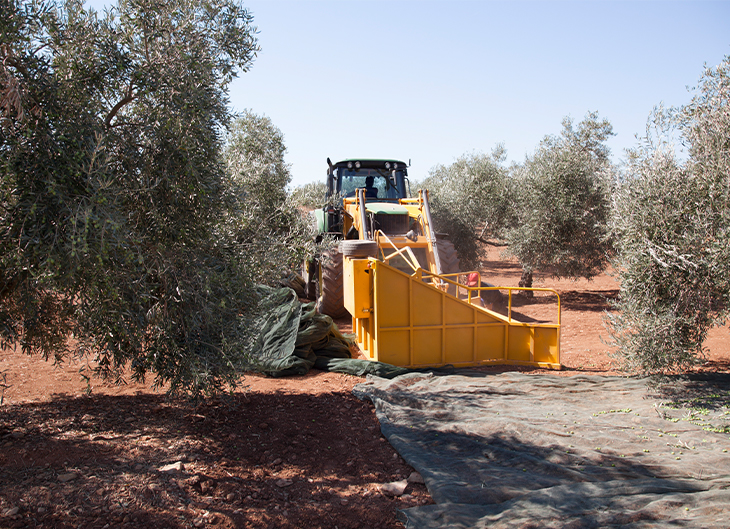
[1,0,266,397]
[422,147,514,270]
[506,113,615,289]
[289,181,328,211]
[223,110,316,284]
[607,56,730,374]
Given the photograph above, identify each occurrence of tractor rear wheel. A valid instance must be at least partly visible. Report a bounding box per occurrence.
[435,239,460,275]
[436,239,460,296]
[315,249,348,319]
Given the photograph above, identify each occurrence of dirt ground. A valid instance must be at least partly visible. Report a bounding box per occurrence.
[1,248,729,528]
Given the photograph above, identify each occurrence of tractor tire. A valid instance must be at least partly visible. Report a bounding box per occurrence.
[435,239,461,297]
[340,240,379,258]
[315,249,349,319]
[435,239,460,275]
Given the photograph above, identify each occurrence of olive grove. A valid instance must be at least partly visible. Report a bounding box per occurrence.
[425,63,729,374]
[421,148,515,271]
[224,110,315,287]
[425,113,615,286]
[289,181,328,211]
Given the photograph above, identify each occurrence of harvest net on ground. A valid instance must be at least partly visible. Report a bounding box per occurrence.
[246,285,410,378]
[353,372,730,528]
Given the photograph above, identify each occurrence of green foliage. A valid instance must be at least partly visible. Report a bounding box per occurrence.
[422,148,514,270]
[0,0,266,398]
[289,181,328,211]
[506,112,614,281]
[423,116,613,281]
[223,110,316,283]
[607,56,730,374]
[226,111,291,223]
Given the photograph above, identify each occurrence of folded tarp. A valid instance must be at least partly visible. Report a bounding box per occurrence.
[247,285,410,378]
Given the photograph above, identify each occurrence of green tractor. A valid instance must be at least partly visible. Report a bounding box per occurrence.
[304,158,460,318]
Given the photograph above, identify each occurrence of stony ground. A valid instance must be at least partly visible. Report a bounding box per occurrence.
[0,371,432,529]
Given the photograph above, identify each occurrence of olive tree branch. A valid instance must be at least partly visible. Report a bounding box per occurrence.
[105,81,135,127]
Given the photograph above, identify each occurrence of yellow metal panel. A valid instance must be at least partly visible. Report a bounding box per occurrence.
[344,258,372,318]
[355,317,374,359]
[507,326,533,363]
[445,327,474,364]
[412,281,443,326]
[412,328,443,366]
[533,327,559,364]
[445,296,476,325]
[477,325,506,361]
[477,311,502,324]
[374,262,410,328]
[355,317,364,346]
[378,330,410,365]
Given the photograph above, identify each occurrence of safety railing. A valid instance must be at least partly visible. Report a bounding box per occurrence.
[362,229,561,327]
[418,269,561,326]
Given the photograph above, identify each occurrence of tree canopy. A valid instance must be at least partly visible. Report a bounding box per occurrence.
[224,110,315,284]
[421,148,513,270]
[506,113,615,284]
[424,113,614,285]
[607,55,730,374]
[0,0,281,397]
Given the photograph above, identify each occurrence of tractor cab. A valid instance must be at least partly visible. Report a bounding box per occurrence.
[327,159,409,201]
[317,158,411,237]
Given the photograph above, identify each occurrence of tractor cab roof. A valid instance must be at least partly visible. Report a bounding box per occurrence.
[327,158,410,200]
[332,159,408,171]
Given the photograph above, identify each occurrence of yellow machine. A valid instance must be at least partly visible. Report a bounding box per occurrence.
[308,159,561,369]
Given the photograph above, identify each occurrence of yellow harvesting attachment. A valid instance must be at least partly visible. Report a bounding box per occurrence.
[343,255,561,369]
[338,188,561,369]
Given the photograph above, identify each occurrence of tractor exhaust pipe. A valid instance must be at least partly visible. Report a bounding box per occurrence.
[357,188,371,240]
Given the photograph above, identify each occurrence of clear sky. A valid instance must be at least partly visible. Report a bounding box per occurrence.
[88,0,730,186]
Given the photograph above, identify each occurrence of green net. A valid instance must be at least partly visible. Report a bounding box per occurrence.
[246,285,410,379]
[353,372,730,528]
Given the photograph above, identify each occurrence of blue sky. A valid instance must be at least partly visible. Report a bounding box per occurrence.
[88,1,730,186]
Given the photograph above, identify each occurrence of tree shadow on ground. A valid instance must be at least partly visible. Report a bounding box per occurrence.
[650,373,730,413]
[560,289,618,312]
[480,260,524,281]
[0,387,425,528]
[386,423,713,528]
[508,289,617,312]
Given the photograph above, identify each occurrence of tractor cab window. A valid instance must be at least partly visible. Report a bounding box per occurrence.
[337,168,404,200]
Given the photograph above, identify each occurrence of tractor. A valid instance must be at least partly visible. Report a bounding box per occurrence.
[304,158,461,318]
[300,158,560,370]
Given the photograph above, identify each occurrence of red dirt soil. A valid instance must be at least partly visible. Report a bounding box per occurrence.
[1,248,728,528]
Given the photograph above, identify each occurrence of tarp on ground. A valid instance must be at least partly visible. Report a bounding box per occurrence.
[246,285,410,378]
[353,372,730,528]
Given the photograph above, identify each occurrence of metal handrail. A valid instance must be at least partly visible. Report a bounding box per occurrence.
[419,269,561,325]
[356,188,371,240]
